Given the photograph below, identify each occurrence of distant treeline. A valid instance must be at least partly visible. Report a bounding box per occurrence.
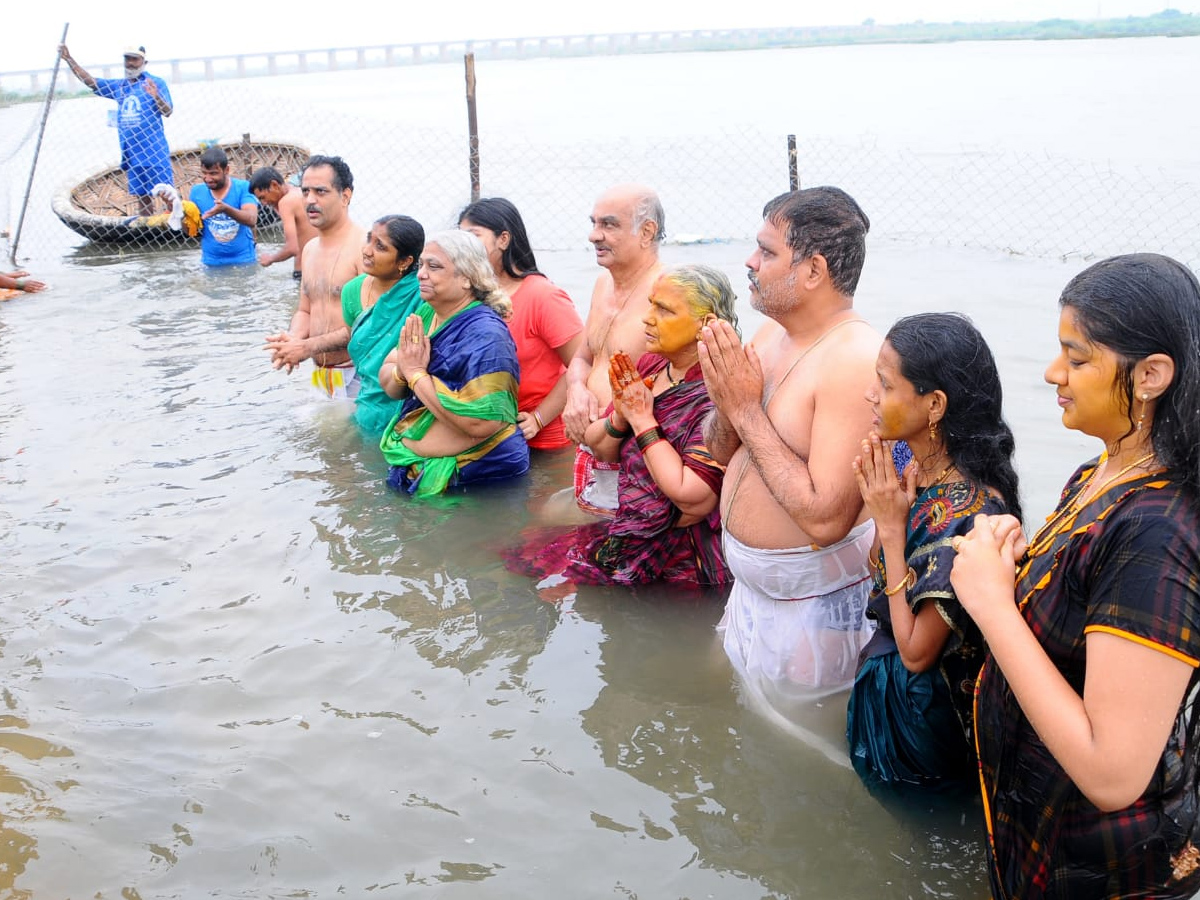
[737,9,1200,49]
[2,9,1197,106]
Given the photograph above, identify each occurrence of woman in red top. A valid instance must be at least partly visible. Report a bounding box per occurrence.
[459,198,584,451]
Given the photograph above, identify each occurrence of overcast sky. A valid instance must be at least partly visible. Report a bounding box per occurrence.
[12,0,1196,72]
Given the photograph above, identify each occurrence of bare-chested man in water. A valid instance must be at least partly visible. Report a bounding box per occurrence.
[561,184,664,516]
[250,167,318,281]
[264,155,365,398]
[699,187,882,712]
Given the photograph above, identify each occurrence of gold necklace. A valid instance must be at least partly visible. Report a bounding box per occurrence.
[920,461,956,490]
[1025,451,1157,559]
[362,276,381,310]
[363,272,400,311]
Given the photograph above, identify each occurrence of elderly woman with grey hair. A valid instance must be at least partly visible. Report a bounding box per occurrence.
[378,230,528,496]
[508,264,739,585]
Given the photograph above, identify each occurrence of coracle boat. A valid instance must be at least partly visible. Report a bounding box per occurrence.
[52,136,309,247]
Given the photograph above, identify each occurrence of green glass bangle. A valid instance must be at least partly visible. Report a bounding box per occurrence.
[604,416,633,439]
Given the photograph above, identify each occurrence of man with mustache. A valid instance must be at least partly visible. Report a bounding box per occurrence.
[699,187,883,711]
[562,184,664,517]
[264,156,365,398]
[59,42,173,217]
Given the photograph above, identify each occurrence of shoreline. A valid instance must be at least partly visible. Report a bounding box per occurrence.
[3,12,1197,102]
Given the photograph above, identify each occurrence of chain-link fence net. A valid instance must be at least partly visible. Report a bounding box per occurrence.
[2,64,1198,270]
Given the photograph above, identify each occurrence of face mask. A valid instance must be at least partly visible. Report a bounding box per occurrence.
[125,62,145,80]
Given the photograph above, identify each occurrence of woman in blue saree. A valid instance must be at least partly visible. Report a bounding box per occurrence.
[342,215,424,435]
[847,313,1022,790]
[377,230,529,496]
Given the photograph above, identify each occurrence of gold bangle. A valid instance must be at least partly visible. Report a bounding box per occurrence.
[883,567,916,597]
[391,364,407,387]
[409,370,429,390]
[532,409,546,431]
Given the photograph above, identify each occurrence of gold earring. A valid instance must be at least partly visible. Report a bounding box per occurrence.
[929,420,938,444]
[1136,393,1149,431]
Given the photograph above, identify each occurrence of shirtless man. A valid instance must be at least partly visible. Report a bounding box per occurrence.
[699,186,882,707]
[562,184,664,516]
[264,155,365,399]
[250,167,317,281]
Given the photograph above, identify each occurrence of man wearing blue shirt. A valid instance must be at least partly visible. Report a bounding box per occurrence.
[189,147,259,267]
[60,43,174,217]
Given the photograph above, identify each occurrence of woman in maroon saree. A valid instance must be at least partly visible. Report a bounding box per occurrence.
[509,264,739,586]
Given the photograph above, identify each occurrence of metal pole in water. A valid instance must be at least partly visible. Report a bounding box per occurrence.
[787,133,799,192]
[11,22,69,266]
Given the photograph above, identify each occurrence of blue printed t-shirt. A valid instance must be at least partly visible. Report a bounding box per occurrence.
[189,179,259,266]
[93,75,173,180]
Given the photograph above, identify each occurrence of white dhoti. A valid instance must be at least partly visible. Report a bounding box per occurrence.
[311,362,360,400]
[573,444,619,518]
[719,521,876,706]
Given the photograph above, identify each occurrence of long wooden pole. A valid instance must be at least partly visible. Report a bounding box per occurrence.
[11,23,69,266]
[465,53,480,202]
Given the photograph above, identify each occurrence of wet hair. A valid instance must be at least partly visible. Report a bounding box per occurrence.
[374,215,424,277]
[631,187,666,244]
[303,155,353,193]
[426,230,511,319]
[248,166,283,193]
[886,312,1022,522]
[762,186,870,297]
[659,264,740,339]
[458,197,542,279]
[199,147,229,169]
[1060,253,1200,498]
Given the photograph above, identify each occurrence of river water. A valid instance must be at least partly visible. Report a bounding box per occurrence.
[0,35,1195,899]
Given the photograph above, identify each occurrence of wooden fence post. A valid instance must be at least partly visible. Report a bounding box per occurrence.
[465,53,480,202]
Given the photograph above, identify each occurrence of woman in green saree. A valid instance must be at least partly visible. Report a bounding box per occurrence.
[342,215,424,435]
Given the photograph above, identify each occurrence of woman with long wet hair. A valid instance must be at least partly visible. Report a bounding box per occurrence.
[459,198,583,450]
[952,254,1200,899]
[848,312,1020,790]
